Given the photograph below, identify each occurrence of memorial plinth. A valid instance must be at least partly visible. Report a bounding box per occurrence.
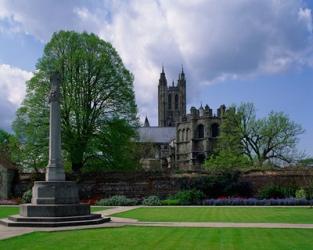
[1,73,110,227]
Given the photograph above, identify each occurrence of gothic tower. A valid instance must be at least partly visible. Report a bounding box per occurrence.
[178,67,186,118]
[158,66,168,127]
[158,66,186,127]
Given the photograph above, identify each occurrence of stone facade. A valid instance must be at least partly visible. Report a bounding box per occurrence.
[139,67,225,170]
[175,104,225,170]
[158,67,186,127]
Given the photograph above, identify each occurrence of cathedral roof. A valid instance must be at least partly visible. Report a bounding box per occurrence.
[137,127,176,143]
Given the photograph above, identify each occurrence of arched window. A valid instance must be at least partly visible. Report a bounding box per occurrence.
[197,124,204,138]
[175,94,179,110]
[211,123,219,137]
[177,130,181,142]
[168,94,172,109]
[186,129,189,141]
[182,129,185,141]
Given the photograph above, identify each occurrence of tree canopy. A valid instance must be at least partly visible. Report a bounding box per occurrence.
[206,103,304,169]
[13,31,138,173]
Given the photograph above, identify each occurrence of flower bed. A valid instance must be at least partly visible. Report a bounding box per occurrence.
[0,199,19,205]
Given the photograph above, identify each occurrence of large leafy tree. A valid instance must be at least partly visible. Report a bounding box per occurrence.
[206,103,304,168]
[13,31,138,173]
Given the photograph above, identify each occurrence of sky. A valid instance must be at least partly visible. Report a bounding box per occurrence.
[0,0,312,156]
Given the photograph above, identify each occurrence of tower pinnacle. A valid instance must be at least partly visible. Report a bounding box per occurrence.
[144,116,150,127]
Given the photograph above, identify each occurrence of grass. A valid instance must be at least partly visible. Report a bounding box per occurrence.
[0,206,107,218]
[90,206,110,212]
[1,226,313,250]
[115,207,313,224]
[0,206,19,219]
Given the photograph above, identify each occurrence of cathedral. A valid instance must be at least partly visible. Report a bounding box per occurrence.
[138,67,226,170]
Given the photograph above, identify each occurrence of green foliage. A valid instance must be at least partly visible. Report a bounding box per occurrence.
[83,119,140,171]
[13,31,138,173]
[142,196,161,206]
[22,190,32,203]
[95,195,137,206]
[304,186,313,200]
[298,158,313,167]
[171,189,204,205]
[205,150,251,172]
[258,185,296,199]
[179,171,253,198]
[0,129,19,166]
[208,103,304,169]
[295,188,306,199]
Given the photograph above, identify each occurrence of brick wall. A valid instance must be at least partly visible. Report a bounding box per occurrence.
[12,169,313,199]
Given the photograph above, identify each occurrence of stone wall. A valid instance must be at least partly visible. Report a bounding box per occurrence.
[239,169,313,193]
[0,163,17,199]
[12,169,313,200]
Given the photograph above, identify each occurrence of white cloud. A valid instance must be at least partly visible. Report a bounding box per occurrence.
[0,0,312,125]
[0,64,32,130]
[97,0,313,124]
[299,8,313,32]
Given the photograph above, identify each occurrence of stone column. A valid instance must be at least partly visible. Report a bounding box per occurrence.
[1,72,109,226]
[45,72,65,181]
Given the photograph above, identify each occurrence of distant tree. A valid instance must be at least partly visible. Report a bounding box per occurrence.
[13,31,138,174]
[0,129,20,168]
[206,103,304,168]
[0,129,12,160]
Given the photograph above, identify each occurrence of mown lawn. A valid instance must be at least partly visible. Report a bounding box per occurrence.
[115,207,313,224]
[0,206,19,219]
[1,226,313,250]
[90,206,110,213]
[0,206,108,218]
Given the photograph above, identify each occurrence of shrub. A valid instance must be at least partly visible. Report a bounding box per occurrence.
[295,189,306,199]
[22,189,32,203]
[258,185,296,199]
[142,196,161,206]
[304,187,313,200]
[161,199,180,206]
[172,189,204,205]
[95,195,137,206]
[179,171,253,198]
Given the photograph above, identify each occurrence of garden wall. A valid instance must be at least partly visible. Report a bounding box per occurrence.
[12,169,313,200]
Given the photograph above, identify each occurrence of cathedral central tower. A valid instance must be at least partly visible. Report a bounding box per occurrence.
[158,66,186,127]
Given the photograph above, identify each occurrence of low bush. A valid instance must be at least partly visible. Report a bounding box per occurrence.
[171,189,204,205]
[202,198,312,206]
[161,199,180,206]
[142,196,161,206]
[304,187,313,200]
[22,189,32,203]
[295,189,306,199]
[258,185,296,199]
[95,195,138,206]
[179,171,253,198]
